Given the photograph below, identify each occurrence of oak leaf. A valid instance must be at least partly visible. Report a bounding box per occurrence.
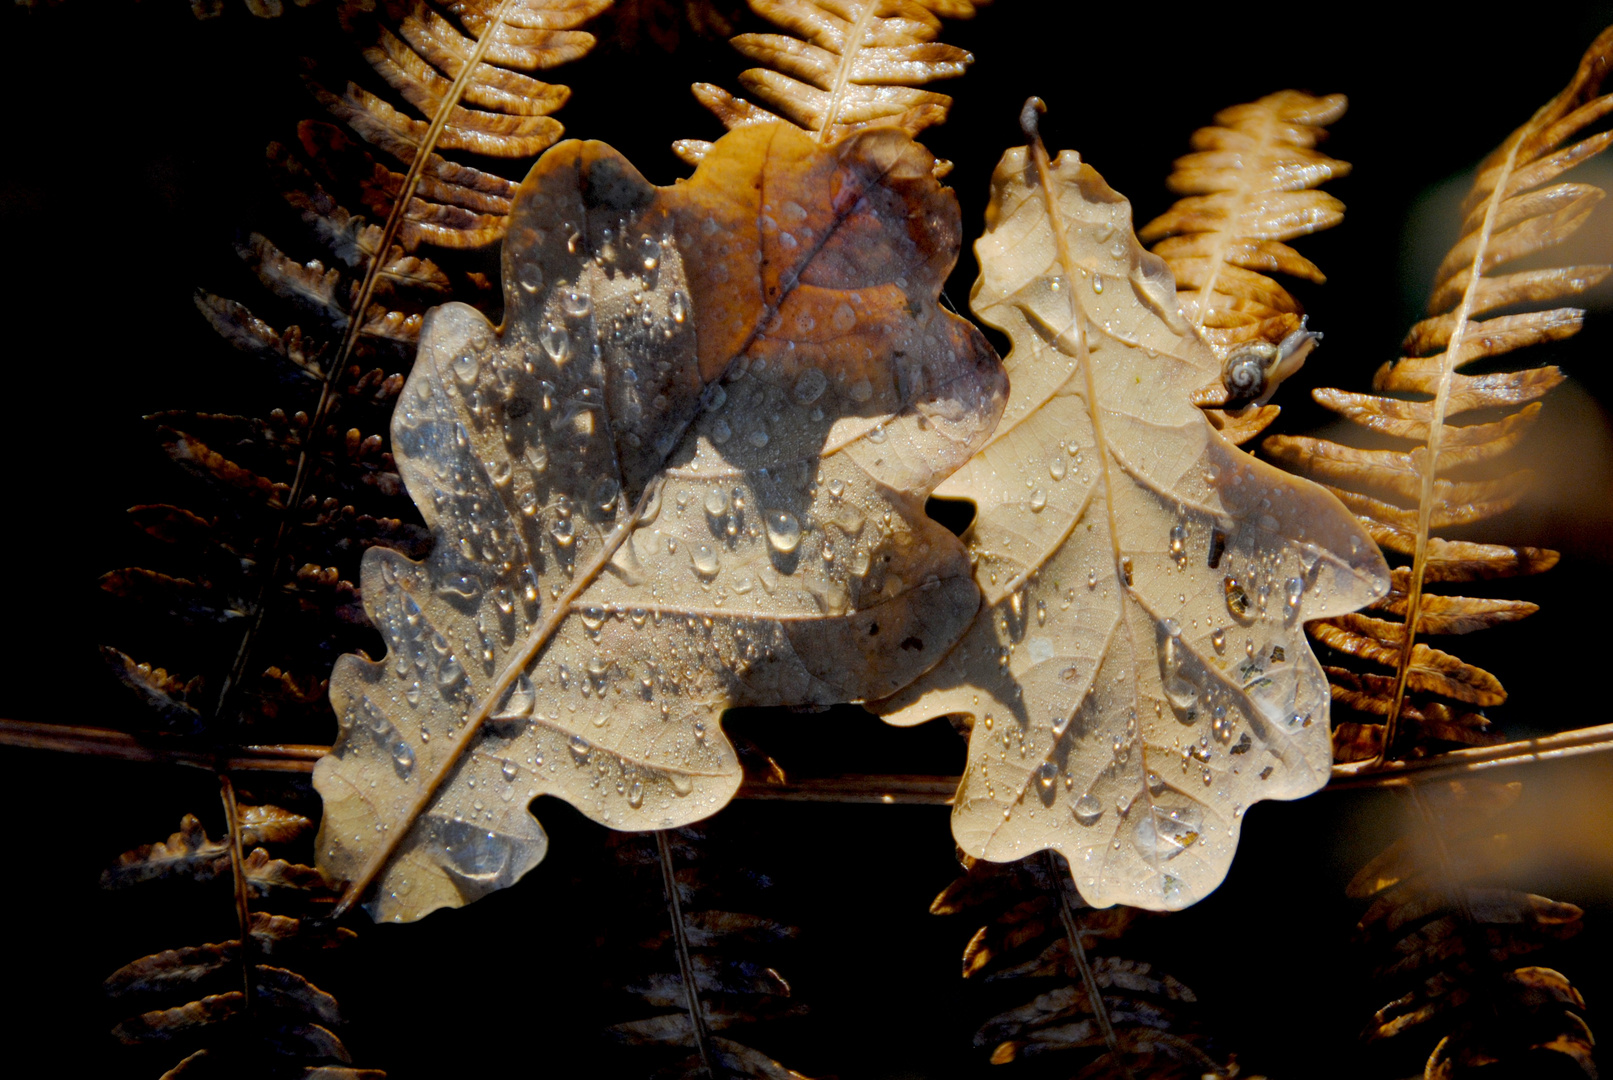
[315,122,1005,921]
[877,105,1388,910]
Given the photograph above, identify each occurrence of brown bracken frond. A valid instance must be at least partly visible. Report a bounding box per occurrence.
[601,822,814,1079]
[933,852,1242,1078]
[1265,29,1613,764]
[1140,91,1349,445]
[673,0,987,170]
[1349,780,1594,1079]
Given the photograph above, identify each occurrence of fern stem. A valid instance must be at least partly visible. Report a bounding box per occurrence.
[1042,850,1132,1079]
[817,0,877,143]
[217,773,257,1025]
[1380,136,1526,764]
[657,829,720,1079]
[205,0,518,748]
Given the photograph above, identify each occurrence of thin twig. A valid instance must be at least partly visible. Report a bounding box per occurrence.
[656,829,719,1078]
[217,774,256,1024]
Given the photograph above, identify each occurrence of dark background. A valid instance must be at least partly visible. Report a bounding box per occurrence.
[4,3,1613,1077]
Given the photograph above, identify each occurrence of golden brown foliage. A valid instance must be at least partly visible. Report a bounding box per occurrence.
[1266,30,1613,765]
[1349,781,1594,1078]
[878,103,1387,910]
[674,0,986,169]
[314,121,1005,921]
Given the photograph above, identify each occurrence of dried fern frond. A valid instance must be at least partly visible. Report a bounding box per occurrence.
[674,0,986,169]
[1141,91,1349,357]
[1350,780,1594,1078]
[1266,30,1613,763]
[934,853,1240,1078]
[101,807,380,1077]
[602,824,813,1079]
[1140,90,1349,446]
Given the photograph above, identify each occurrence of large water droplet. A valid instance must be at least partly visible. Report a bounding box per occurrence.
[765,510,801,554]
[1036,762,1058,790]
[710,419,732,444]
[518,260,543,294]
[441,820,512,883]
[1049,457,1067,481]
[452,353,480,385]
[793,368,827,405]
[1029,489,1047,512]
[640,235,661,271]
[437,658,464,689]
[669,289,689,324]
[541,322,571,364]
[626,777,644,808]
[670,772,694,796]
[568,734,591,762]
[691,543,720,579]
[1284,576,1304,621]
[748,427,770,448]
[1169,523,1188,567]
[551,518,575,547]
[704,488,728,518]
[563,289,592,318]
[494,674,536,721]
[1073,793,1104,827]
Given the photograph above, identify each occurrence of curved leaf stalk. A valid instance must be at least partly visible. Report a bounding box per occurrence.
[218,773,257,1019]
[659,829,721,1078]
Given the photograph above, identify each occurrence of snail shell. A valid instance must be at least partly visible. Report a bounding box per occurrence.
[1222,342,1279,404]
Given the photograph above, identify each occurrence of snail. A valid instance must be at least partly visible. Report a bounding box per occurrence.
[1221,318,1322,407]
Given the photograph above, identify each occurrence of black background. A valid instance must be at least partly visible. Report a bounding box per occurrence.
[4,3,1613,1077]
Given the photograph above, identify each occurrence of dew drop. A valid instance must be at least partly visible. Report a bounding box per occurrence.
[691,543,720,579]
[1073,793,1104,827]
[568,734,591,761]
[551,518,575,547]
[1092,273,1104,294]
[1036,600,1047,626]
[494,674,536,721]
[627,778,644,808]
[502,761,518,782]
[640,235,661,271]
[764,510,801,554]
[704,488,728,518]
[711,419,732,444]
[847,378,873,403]
[669,290,689,324]
[518,260,543,294]
[827,478,846,499]
[563,289,593,318]
[1049,457,1067,481]
[748,427,770,448]
[793,368,827,404]
[1029,489,1047,512]
[1212,627,1227,652]
[1284,576,1304,620]
[1169,523,1188,567]
[452,353,480,385]
[541,322,571,364]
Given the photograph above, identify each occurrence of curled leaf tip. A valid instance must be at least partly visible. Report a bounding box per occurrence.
[1019,97,1046,142]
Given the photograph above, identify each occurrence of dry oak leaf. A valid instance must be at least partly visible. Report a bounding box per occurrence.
[877,107,1388,911]
[315,121,1006,922]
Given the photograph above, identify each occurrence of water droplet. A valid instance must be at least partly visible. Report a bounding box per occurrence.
[1036,600,1047,625]
[1087,569,1097,590]
[1211,627,1227,652]
[494,674,536,720]
[711,419,732,444]
[793,368,827,404]
[501,761,518,782]
[1223,576,1250,619]
[568,734,591,761]
[1147,771,1166,795]
[640,235,661,271]
[1073,793,1104,826]
[452,353,479,385]
[1036,762,1058,790]
[764,510,801,553]
[827,478,845,499]
[405,681,422,706]
[392,740,415,774]
[670,772,694,796]
[1169,523,1188,567]
[580,606,607,632]
[441,820,511,883]
[1284,576,1304,621]
[1162,618,1181,638]
[748,427,770,448]
[830,302,857,333]
[1049,457,1067,481]
[1029,489,1046,512]
[551,518,575,547]
[1092,273,1104,294]
[437,658,463,688]
[847,378,873,403]
[669,289,689,324]
[541,322,570,364]
[518,260,543,294]
[626,778,644,808]
[563,289,593,318]
[691,543,720,579]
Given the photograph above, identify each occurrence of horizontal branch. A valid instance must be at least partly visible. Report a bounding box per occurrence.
[5,718,1612,801]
